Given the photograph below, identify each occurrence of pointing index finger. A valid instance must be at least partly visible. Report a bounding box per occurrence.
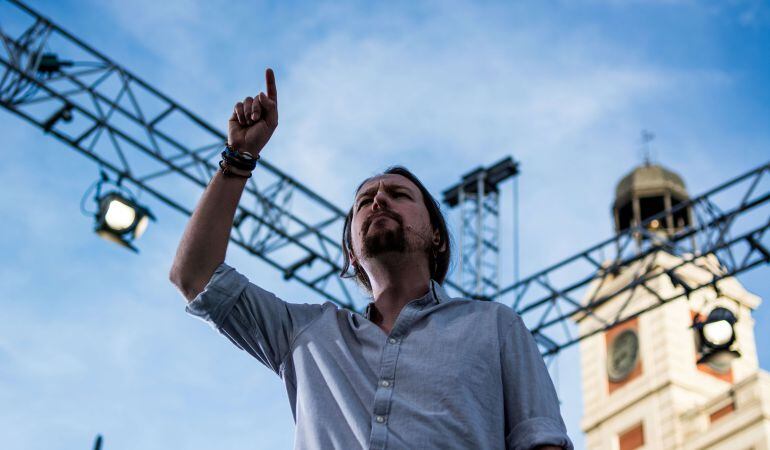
[266,68,277,103]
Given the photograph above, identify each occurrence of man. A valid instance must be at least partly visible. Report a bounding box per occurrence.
[169,68,573,450]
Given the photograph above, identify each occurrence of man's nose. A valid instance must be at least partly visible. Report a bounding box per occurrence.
[372,190,389,210]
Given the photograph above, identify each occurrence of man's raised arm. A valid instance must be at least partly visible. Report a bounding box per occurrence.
[169,68,279,302]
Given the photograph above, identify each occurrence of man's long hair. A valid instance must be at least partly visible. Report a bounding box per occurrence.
[340,166,452,294]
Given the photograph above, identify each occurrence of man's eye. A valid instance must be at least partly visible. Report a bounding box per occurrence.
[357,199,371,209]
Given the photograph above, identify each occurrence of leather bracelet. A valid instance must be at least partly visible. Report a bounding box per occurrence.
[222,144,259,170]
[221,155,256,171]
[221,152,257,171]
[225,142,260,161]
[223,145,260,162]
[219,160,252,178]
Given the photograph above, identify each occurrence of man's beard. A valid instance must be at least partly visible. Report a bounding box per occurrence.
[362,224,406,257]
[361,211,433,261]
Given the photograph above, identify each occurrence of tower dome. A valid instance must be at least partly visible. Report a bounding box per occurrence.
[613,162,692,235]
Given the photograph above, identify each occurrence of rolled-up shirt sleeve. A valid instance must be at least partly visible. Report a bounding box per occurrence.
[185,262,326,376]
[501,312,574,450]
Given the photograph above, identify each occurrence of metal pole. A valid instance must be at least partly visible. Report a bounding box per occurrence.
[514,175,520,285]
[476,173,484,295]
[496,193,501,300]
[458,186,465,287]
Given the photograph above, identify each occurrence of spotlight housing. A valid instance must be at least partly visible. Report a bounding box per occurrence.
[94,191,155,253]
[36,52,74,74]
[42,103,74,132]
[693,306,740,371]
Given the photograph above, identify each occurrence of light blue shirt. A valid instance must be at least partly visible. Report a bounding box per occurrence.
[185,262,573,450]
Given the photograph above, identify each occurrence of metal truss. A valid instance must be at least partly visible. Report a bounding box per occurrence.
[0,0,362,306]
[500,162,770,357]
[0,0,473,311]
[442,157,519,300]
[1,0,767,357]
[454,181,501,299]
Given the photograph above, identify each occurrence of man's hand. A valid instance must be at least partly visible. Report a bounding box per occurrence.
[228,67,278,156]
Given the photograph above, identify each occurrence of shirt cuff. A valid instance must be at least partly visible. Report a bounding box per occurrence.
[184,262,248,327]
[507,416,574,450]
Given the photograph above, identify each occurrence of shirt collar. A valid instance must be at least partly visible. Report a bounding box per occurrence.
[363,279,452,320]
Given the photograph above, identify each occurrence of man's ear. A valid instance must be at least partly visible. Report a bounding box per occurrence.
[432,229,446,253]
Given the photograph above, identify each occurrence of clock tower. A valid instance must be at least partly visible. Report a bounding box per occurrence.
[574,162,770,450]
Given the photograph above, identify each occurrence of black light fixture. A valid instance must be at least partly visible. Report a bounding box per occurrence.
[42,103,74,132]
[85,171,156,253]
[36,52,74,74]
[693,306,741,371]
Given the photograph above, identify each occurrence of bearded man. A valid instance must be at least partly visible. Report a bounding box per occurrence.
[170,68,573,450]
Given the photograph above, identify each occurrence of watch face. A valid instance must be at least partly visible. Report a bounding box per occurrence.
[607,329,640,382]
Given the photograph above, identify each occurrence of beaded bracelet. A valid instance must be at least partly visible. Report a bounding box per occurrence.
[221,144,259,171]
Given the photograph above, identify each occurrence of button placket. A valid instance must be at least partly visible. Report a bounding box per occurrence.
[368,301,428,450]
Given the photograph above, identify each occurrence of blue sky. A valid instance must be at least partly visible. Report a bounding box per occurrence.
[1,0,769,448]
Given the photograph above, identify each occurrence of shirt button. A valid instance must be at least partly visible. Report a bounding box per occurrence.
[380,380,391,388]
[388,338,397,344]
[375,415,386,423]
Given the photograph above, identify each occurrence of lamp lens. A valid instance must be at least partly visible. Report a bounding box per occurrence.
[134,215,149,238]
[105,199,136,231]
[703,320,733,347]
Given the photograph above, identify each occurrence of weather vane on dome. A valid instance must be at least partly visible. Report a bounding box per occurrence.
[641,129,655,166]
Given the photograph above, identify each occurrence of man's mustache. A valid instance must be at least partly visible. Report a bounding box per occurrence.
[364,210,402,234]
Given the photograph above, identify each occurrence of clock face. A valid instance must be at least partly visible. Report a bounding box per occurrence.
[607,329,640,382]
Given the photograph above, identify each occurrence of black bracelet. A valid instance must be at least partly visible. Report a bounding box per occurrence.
[225,142,260,160]
[221,151,257,170]
[221,153,257,170]
[222,144,259,170]
[219,160,252,178]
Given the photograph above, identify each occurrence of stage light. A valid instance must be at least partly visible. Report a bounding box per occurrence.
[42,103,73,132]
[694,307,740,370]
[94,191,155,253]
[700,307,737,349]
[36,52,74,74]
[703,318,733,347]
